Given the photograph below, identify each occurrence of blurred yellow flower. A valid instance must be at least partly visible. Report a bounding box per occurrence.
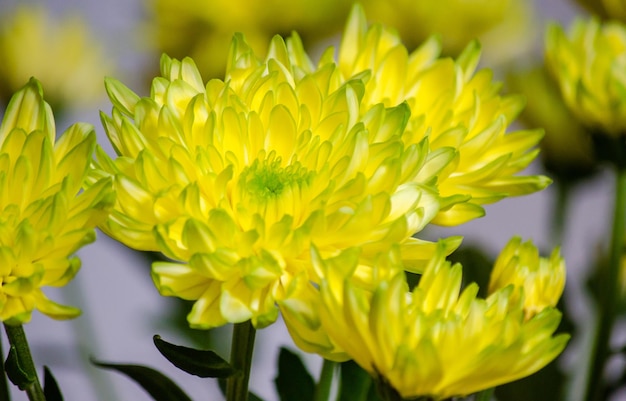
[0,79,113,324]
[546,18,626,137]
[576,0,626,23]
[507,67,596,180]
[92,35,456,329]
[0,5,112,109]
[488,237,565,319]
[361,0,534,64]
[291,6,549,225]
[313,243,568,399]
[144,0,352,78]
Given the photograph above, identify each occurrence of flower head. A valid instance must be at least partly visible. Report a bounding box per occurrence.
[0,79,113,324]
[309,242,568,399]
[0,5,113,109]
[488,237,565,319]
[294,6,549,226]
[93,34,455,329]
[546,18,626,136]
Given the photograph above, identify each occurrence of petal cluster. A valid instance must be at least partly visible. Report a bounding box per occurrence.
[546,18,626,136]
[93,36,451,329]
[287,6,550,225]
[313,243,568,400]
[0,79,113,324]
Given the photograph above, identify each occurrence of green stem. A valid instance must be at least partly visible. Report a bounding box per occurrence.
[3,325,44,401]
[551,180,571,246]
[226,321,256,401]
[313,359,336,401]
[584,166,626,401]
[474,387,494,401]
[0,334,11,401]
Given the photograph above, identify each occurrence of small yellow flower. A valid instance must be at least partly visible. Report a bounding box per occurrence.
[0,5,113,109]
[488,237,565,319]
[546,18,626,136]
[0,79,113,324]
[311,243,568,399]
[294,6,549,226]
[93,35,456,329]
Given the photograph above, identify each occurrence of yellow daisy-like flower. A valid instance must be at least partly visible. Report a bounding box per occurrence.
[0,78,113,324]
[0,5,112,109]
[287,6,550,226]
[144,0,351,78]
[488,237,565,319]
[93,33,457,329]
[314,243,568,400]
[546,18,626,137]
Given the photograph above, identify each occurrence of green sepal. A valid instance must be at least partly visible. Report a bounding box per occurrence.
[43,366,64,401]
[91,358,192,401]
[274,347,314,401]
[153,335,238,378]
[4,345,35,390]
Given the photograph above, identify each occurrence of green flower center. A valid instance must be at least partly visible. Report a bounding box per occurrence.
[243,158,312,201]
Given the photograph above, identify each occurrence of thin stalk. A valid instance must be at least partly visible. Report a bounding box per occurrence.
[474,388,494,401]
[3,325,44,401]
[226,321,256,401]
[313,359,336,401]
[0,335,11,401]
[584,166,626,401]
[551,180,571,246]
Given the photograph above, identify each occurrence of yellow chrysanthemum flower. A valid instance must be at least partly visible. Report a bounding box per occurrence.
[92,33,458,329]
[361,0,534,64]
[488,237,565,319]
[312,243,568,400]
[286,6,550,226]
[0,78,113,324]
[546,18,626,137]
[143,0,352,78]
[0,5,112,109]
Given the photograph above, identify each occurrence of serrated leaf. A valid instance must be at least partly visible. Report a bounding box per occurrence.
[339,361,373,401]
[91,359,192,401]
[4,345,35,390]
[43,366,64,401]
[274,348,314,401]
[153,335,238,378]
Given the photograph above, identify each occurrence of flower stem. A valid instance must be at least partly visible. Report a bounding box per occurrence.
[313,359,336,401]
[3,325,44,401]
[475,387,494,401]
[584,166,626,401]
[0,335,11,401]
[226,321,256,401]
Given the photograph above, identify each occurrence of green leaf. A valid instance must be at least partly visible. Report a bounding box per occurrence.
[43,366,64,401]
[274,347,314,401]
[338,361,373,401]
[153,335,238,378]
[91,358,192,401]
[4,345,35,390]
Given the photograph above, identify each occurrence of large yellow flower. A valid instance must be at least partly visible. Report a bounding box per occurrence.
[576,0,626,23]
[0,79,113,324]
[93,34,457,329]
[546,18,626,137]
[312,242,568,400]
[0,6,112,110]
[286,6,550,226]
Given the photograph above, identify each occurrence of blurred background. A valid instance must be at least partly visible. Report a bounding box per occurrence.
[0,0,615,400]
